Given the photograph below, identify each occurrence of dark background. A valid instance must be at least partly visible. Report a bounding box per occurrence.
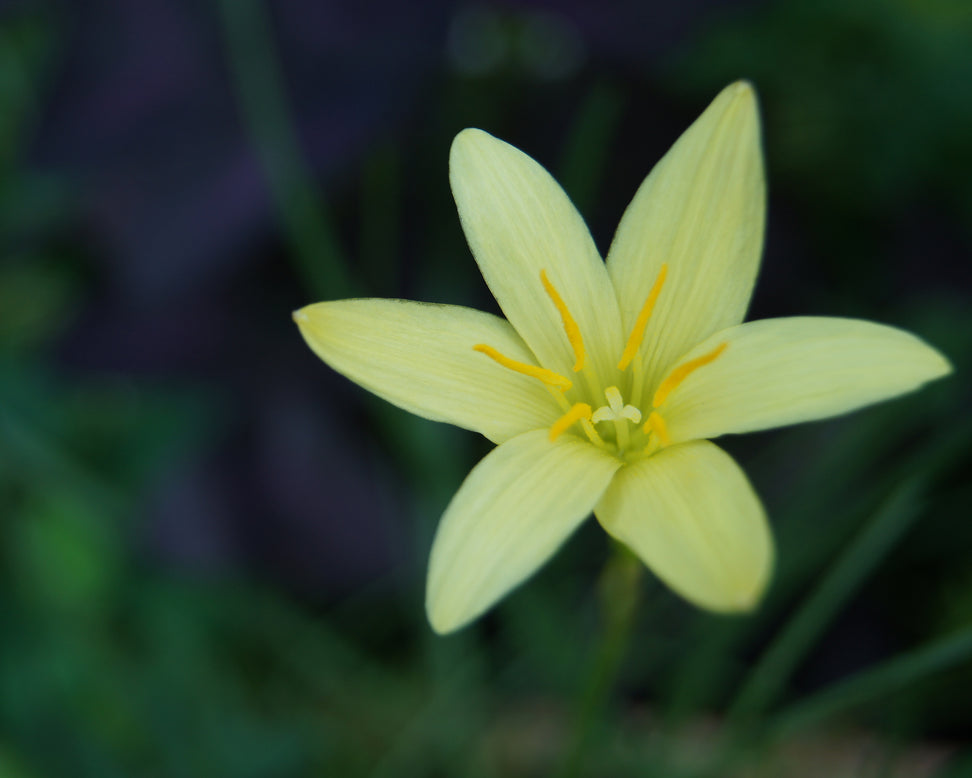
[0,0,970,775]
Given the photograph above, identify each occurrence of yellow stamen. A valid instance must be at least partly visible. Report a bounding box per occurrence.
[549,403,592,442]
[652,341,728,408]
[617,264,668,371]
[579,418,604,447]
[540,270,585,372]
[544,384,573,414]
[644,411,671,447]
[473,344,572,391]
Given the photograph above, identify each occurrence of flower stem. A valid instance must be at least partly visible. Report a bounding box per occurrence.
[557,542,642,778]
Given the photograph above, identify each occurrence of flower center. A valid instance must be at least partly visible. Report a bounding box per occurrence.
[591,385,641,453]
[471,267,727,461]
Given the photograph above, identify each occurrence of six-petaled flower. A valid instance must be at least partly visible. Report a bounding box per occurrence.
[294,82,951,634]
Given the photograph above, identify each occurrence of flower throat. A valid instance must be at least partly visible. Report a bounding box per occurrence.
[474,266,727,460]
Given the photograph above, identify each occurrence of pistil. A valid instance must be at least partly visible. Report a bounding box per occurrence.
[591,386,642,455]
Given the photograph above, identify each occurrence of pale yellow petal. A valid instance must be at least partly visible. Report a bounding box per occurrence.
[450,129,624,380]
[295,299,559,444]
[659,317,953,443]
[606,82,765,396]
[596,441,772,612]
[426,429,621,633]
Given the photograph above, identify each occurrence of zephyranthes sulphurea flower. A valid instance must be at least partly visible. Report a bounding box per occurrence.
[295,82,951,634]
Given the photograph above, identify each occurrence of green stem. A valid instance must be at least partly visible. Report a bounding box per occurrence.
[557,543,642,778]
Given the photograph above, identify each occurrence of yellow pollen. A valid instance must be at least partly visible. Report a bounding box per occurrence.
[540,270,585,372]
[473,344,572,391]
[549,403,592,442]
[652,341,728,408]
[644,412,671,447]
[617,263,668,371]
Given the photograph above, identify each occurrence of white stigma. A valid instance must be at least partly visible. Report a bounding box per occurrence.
[591,386,642,425]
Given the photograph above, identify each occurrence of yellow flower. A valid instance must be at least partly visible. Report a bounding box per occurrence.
[294,82,951,634]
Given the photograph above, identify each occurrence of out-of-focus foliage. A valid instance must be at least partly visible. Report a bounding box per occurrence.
[0,0,969,775]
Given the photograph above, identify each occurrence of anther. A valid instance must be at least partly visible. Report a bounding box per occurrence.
[474,344,572,391]
[549,403,593,442]
[618,264,668,371]
[644,412,671,447]
[540,270,585,372]
[652,341,728,408]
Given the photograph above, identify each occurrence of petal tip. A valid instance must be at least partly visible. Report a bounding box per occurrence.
[292,308,310,324]
[451,127,492,158]
[709,80,760,133]
[726,79,756,99]
[930,348,954,379]
[699,577,768,615]
[726,81,759,122]
[687,572,769,614]
[898,334,953,386]
[425,594,466,635]
[426,611,450,635]
[729,580,769,613]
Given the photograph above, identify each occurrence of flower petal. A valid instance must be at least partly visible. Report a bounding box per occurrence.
[596,441,772,612]
[426,429,622,633]
[295,299,559,444]
[606,82,765,395]
[450,129,624,380]
[659,317,953,443]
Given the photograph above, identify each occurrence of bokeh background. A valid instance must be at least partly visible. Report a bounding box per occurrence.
[1,0,970,775]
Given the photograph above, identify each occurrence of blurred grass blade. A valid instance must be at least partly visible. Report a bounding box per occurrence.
[359,143,401,295]
[770,627,972,738]
[729,416,972,723]
[0,406,122,513]
[728,475,927,722]
[0,14,49,167]
[216,0,354,299]
[663,419,918,723]
[558,82,624,216]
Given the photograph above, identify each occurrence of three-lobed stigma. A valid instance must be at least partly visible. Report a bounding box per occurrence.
[592,386,642,425]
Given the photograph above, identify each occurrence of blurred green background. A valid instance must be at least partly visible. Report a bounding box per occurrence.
[0,0,970,776]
